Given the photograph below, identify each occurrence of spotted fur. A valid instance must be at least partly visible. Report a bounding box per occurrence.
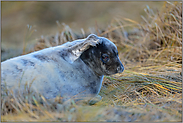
[1,34,124,102]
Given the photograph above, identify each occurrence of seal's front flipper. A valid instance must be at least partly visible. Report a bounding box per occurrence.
[64,34,102,63]
[88,95,102,105]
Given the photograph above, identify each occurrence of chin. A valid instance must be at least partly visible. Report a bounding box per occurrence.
[104,72,117,76]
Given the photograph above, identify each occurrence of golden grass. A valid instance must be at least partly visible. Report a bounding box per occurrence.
[1,1,182,122]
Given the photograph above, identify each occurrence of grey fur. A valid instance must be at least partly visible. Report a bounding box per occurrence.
[1,34,124,102]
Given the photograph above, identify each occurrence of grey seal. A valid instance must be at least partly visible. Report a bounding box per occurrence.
[1,34,124,103]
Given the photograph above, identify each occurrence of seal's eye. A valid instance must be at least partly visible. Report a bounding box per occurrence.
[101,54,109,63]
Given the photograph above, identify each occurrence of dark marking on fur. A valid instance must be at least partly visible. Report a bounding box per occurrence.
[14,65,22,72]
[70,71,74,77]
[58,50,69,61]
[89,81,97,94]
[21,59,35,66]
[34,55,49,61]
[54,81,60,92]
[34,54,58,62]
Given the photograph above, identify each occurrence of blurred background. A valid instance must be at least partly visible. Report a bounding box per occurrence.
[1,1,163,60]
[1,2,182,121]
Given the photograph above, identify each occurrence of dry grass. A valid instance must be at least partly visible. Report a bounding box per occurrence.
[1,1,182,122]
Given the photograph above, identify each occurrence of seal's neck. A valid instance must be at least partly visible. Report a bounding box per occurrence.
[80,47,104,76]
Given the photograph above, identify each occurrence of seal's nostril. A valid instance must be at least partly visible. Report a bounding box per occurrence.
[121,66,124,72]
[117,65,124,73]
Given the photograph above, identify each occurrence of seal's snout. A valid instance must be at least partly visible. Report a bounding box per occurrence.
[117,63,124,73]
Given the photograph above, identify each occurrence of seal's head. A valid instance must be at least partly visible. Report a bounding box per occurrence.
[80,34,124,76]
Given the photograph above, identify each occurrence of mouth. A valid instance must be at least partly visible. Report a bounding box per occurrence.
[117,64,124,73]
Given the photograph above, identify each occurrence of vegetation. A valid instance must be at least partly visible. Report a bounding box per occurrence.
[1,1,182,122]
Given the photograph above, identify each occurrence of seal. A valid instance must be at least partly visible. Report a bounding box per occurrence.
[1,34,124,103]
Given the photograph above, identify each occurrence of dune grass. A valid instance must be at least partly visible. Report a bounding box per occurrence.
[1,1,182,122]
